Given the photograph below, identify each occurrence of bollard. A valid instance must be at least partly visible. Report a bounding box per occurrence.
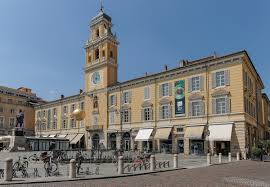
[173,154,178,169]
[4,158,13,181]
[236,152,240,161]
[243,151,247,160]
[228,153,232,162]
[207,153,211,166]
[219,153,222,163]
[150,155,156,171]
[69,159,76,178]
[118,156,124,175]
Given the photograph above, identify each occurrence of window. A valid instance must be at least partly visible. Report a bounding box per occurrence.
[95,49,99,60]
[53,108,57,117]
[18,101,23,105]
[143,107,151,121]
[177,127,184,132]
[70,119,76,128]
[93,96,98,109]
[191,77,200,91]
[88,55,91,62]
[7,99,12,104]
[216,97,226,114]
[123,110,130,123]
[70,104,76,113]
[96,29,99,37]
[9,118,15,128]
[110,95,116,106]
[42,110,46,117]
[144,87,150,100]
[0,117,4,128]
[93,115,98,126]
[62,119,67,129]
[161,83,169,97]
[63,106,68,115]
[0,107,3,113]
[110,51,113,58]
[216,71,225,87]
[80,121,85,128]
[109,112,115,124]
[47,110,51,129]
[10,109,15,114]
[161,105,170,119]
[102,50,105,57]
[52,120,57,129]
[80,102,84,110]
[191,101,202,116]
[123,92,129,104]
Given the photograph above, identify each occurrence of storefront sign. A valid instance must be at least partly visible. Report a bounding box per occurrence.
[175,80,185,116]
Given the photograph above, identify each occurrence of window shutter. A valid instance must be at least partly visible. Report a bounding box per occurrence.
[129,91,132,103]
[212,73,216,89]
[200,76,204,91]
[169,83,172,96]
[226,97,231,113]
[212,98,216,114]
[159,85,162,98]
[201,101,205,116]
[150,108,153,120]
[141,108,144,121]
[188,78,192,92]
[128,109,131,123]
[225,70,230,86]
[169,105,172,118]
[189,102,192,116]
[159,106,162,119]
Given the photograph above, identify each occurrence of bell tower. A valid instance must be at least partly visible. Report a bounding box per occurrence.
[84,8,119,149]
[84,7,119,92]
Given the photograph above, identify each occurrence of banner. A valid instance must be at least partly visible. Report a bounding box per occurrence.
[175,80,185,116]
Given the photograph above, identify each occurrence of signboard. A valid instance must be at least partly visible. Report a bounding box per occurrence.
[175,80,185,116]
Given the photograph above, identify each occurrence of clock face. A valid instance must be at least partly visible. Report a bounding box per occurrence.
[92,72,101,84]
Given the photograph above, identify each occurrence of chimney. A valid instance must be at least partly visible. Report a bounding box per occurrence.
[79,89,83,94]
[61,94,65,99]
[164,65,168,71]
[179,60,188,67]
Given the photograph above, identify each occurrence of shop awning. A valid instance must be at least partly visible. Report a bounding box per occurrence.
[208,124,233,141]
[57,134,67,138]
[65,134,77,141]
[184,126,205,140]
[154,128,172,140]
[70,134,84,144]
[48,134,56,138]
[135,128,153,141]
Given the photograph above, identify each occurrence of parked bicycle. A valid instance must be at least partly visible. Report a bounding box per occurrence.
[40,152,59,177]
[13,156,29,178]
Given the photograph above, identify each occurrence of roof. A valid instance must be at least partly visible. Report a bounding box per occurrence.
[262,93,270,103]
[91,10,112,24]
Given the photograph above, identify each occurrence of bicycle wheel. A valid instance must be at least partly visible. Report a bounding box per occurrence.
[50,162,58,173]
[12,162,19,171]
[29,155,39,163]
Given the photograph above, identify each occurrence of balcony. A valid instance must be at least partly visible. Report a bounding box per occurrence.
[86,125,103,131]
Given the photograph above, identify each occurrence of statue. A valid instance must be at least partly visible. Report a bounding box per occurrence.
[16,109,24,128]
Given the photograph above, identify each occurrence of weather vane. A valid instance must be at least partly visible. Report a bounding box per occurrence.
[100,0,104,11]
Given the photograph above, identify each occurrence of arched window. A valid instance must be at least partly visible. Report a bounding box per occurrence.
[110,51,113,58]
[93,96,98,109]
[96,29,99,37]
[95,49,99,60]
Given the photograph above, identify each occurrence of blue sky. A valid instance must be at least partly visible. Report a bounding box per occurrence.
[0,0,269,101]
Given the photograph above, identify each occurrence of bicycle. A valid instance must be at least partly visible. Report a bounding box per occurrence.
[13,156,29,178]
[40,152,58,177]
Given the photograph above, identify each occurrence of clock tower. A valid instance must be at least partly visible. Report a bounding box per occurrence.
[84,8,119,149]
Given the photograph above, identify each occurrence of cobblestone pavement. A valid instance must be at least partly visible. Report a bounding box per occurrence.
[1,161,269,187]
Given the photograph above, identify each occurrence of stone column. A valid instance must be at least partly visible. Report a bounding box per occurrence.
[150,155,156,171]
[69,159,76,178]
[243,151,247,160]
[228,153,232,162]
[116,133,121,150]
[236,152,240,161]
[207,153,211,166]
[219,153,222,163]
[184,138,190,157]
[118,156,124,175]
[173,154,178,168]
[157,139,161,153]
[130,137,134,151]
[4,158,13,181]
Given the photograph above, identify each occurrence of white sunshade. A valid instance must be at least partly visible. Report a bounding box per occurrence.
[208,124,233,141]
[184,126,205,140]
[58,134,67,138]
[49,134,56,138]
[70,134,84,144]
[135,128,153,141]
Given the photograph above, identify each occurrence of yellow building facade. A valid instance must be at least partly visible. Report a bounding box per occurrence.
[35,9,269,155]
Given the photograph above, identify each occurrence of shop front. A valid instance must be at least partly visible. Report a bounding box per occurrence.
[135,128,154,152]
[184,125,205,155]
[208,123,233,155]
[108,133,117,150]
[123,132,131,151]
[154,127,173,153]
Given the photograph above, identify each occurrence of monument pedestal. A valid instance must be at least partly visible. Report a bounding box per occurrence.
[12,128,24,136]
[9,128,30,152]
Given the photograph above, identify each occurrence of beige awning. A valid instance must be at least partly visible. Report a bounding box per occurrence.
[154,128,172,140]
[70,134,84,144]
[58,134,67,138]
[135,128,153,141]
[184,126,205,140]
[65,134,77,141]
[208,124,233,141]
